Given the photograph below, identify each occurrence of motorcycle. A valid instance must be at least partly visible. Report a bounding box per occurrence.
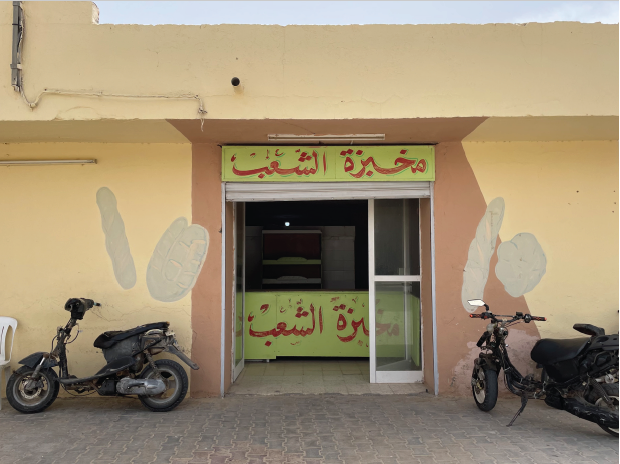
[6,298,199,414]
[467,299,619,436]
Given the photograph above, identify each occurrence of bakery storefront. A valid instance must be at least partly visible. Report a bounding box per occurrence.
[221,145,437,389]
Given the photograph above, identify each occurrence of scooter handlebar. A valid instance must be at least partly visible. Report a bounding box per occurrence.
[469,312,493,320]
[469,312,546,322]
[522,313,546,323]
[82,299,95,309]
[81,299,101,308]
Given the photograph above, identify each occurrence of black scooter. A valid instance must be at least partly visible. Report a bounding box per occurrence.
[6,298,199,413]
[467,299,619,436]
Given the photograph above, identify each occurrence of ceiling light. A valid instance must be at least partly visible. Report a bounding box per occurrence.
[285,222,290,227]
[267,134,385,142]
[0,160,97,166]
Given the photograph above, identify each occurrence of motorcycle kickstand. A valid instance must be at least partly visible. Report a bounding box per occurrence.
[507,394,529,427]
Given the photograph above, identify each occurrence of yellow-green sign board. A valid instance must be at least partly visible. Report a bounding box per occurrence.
[222,146,434,182]
[242,291,420,365]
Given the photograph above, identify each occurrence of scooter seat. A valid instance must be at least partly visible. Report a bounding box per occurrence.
[531,337,590,365]
[93,322,169,349]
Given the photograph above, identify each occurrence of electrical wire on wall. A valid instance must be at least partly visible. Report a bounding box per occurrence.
[11,1,208,130]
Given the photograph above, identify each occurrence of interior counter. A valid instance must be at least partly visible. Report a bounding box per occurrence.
[242,290,420,361]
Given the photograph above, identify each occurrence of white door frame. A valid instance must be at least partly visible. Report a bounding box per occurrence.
[232,202,246,381]
[221,183,437,394]
[430,182,439,396]
[368,199,425,384]
[368,200,377,383]
[220,184,227,397]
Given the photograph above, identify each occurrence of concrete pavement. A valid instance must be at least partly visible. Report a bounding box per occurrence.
[0,393,617,464]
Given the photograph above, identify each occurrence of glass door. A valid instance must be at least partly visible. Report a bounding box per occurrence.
[369,199,423,383]
[233,202,245,381]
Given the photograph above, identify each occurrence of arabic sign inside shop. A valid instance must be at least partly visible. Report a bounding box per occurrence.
[221,146,435,182]
[243,291,421,361]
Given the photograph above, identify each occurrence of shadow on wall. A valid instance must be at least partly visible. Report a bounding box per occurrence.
[496,233,547,298]
[452,329,542,397]
[462,197,547,309]
[456,197,547,395]
[461,197,505,312]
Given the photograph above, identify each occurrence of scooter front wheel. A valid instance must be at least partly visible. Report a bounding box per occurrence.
[472,364,498,412]
[6,366,60,414]
[138,359,188,412]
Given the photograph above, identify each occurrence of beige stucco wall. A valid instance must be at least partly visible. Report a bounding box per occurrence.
[463,141,619,340]
[0,2,617,398]
[0,2,617,123]
[0,142,193,397]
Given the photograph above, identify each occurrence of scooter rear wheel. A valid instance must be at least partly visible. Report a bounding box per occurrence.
[6,366,59,414]
[472,364,498,412]
[589,383,619,437]
[138,359,188,412]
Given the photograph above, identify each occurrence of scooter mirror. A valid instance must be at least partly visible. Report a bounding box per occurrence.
[467,299,486,307]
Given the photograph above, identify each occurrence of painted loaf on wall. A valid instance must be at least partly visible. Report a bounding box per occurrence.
[496,233,547,298]
[147,217,209,302]
[461,197,505,311]
[96,187,137,290]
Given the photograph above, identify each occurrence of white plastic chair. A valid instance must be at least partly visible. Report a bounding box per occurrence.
[0,317,18,410]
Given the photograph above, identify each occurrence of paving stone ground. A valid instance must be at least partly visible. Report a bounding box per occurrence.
[0,393,617,464]
[230,360,427,396]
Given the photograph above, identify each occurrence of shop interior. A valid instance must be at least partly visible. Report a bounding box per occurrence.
[231,199,424,394]
[245,200,369,292]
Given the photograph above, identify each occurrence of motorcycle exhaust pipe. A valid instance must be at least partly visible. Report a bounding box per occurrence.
[545,395,619,429]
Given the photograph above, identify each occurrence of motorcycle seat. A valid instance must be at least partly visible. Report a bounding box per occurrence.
[573,323,605,337]
[93,322,169,349]
[530,337,590,365]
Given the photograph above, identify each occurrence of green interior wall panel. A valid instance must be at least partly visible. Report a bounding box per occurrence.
[375,289,421,363]
[245,292,278,359]
[235,289,243,363]
[244,291,421,361]
[274,292,370,357]
[244,292,369,359]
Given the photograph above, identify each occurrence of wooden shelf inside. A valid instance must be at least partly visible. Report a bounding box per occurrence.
[262,277,322,284]
[261,229,322,289]
[263,257,321,265]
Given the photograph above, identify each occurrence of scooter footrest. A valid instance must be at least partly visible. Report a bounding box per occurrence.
[59,375,101,385]
[58,357,137,385]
